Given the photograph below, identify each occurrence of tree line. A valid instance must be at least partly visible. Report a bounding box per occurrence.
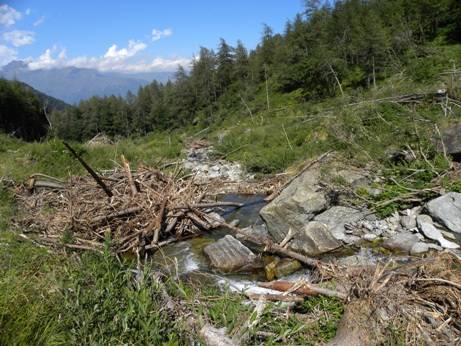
[0,79,49,141]
[3,0,461,141]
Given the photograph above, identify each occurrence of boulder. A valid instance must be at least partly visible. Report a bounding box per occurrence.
[313,206,367,241]
[427,192,461,233]
[437,124,461,161]
[204,235,258,272]
[260,166,328,242]
[289,221,341,256]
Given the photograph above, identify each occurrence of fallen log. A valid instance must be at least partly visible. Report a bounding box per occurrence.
[245,293,304,303]
[63,141,113,197]
[258,280,347,300]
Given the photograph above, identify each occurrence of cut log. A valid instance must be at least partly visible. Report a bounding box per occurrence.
[258,280,347,300]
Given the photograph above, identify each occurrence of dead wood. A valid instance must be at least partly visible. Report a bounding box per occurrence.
[15,165,223,254]
[245,293,304,303]
[63,141,113,197]
[121,154,138,195]
[258,280,347,300]
[173,202,244,209]
[152,199,167,245]
[91,206,143,225]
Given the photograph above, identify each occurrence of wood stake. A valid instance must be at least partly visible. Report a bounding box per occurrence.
[121,154,138,195]
[63,141,113,197]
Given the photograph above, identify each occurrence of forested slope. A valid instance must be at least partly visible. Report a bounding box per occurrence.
[50,0,461,141]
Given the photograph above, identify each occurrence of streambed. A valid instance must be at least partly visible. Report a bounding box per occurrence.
[150,193,401,295]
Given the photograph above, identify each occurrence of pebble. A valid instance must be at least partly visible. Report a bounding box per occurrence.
[363,233,378,241]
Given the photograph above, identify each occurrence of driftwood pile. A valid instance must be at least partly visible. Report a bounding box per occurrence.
[17,160,244,255]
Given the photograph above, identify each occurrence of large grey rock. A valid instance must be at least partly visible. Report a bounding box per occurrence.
[383,232,420,253]
[204,235,257,272]
[313,206,367,241]
[437,124,461,161]
[260,166,328,242]
[289,221,341,256]
[427,192,461,233]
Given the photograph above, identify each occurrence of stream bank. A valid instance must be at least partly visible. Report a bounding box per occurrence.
[14,143,461,345]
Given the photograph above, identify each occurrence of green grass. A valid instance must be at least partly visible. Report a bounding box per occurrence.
[0,130,187,181]
[1,43,461,345]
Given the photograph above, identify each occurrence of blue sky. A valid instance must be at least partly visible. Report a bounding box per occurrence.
[0,1,304,72]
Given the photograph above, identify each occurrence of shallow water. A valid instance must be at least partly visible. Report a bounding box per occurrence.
[151,193,404,294]
[151,194,272,289]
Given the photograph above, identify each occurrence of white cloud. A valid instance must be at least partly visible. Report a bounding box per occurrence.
[25,8,31,16]
[33,15,45,27]
[0,4,22,27]
[3,30,36,47]
[25,40,190,72]
[152,28,172,41]
[0,44,17,65]
[104,40,146,60]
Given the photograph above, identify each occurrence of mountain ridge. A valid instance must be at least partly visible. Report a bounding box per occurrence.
[0,60,174,104]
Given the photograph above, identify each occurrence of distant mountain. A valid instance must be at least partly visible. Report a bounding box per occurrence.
[0,61,174,104]
[16,80,70,111]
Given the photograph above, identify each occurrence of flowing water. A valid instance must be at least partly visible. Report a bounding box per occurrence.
[151,194,315,294]
[150,193,409,295]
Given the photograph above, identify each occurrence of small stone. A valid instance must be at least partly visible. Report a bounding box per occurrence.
[400,215,416,230]
[363,233,378,241]
[206,212,225,228]
[265,258,302,280]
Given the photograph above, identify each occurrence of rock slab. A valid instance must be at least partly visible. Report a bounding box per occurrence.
[204,235,257,272]
[289,221,341,256]
[313,206,367,241]
[427,192,461,233]
[260,166,328,242]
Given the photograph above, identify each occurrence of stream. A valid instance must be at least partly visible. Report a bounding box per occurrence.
[150,193,396,296]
